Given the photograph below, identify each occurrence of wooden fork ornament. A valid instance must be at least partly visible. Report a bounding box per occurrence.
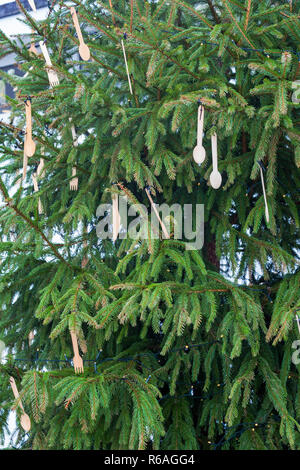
[9,377,31,432]
[28,0,37,11]
[70,331,84,374]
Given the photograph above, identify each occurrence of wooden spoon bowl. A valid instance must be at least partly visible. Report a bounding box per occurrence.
[20,412,31,432]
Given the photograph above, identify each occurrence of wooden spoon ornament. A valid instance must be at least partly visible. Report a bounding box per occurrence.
[24,99,36,158]
[209,132,222,189]
[193,103,206,164]
[121,33,133,95]
[70,7,90,61]
[9,377,31,432]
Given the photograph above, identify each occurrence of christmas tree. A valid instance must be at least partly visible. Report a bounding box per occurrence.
[0,0,299,450]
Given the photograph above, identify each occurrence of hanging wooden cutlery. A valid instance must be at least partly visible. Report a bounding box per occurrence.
[193,104,206,164]
[258,162,269,223]
[145,187,170,239]
[28,0,37,12]
[70,7,90,61]
[32,173,44,214]
[70,167,78,191]
[121,34,133,95]
[24,99,36,157]
[70,331,84,374]
[9,377,31,432]
[209,132,222,189]
[112,192,121,241]
[39,41,60,87]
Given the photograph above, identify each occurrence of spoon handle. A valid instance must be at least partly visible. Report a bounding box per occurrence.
[70,7,84,44]
[9,377,25,412]
[211,132,218,171]
[197,105,204,147]
[259,165,269,223]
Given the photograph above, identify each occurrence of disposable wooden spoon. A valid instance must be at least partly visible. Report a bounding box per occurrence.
[259,163,269,223]
[193,104,206,164]
[9,377,31,432]
[209,133,222,189]
[24,100,36,157]
[70,7,90,61]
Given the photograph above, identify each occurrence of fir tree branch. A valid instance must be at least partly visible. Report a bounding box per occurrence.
[0,176,73,268]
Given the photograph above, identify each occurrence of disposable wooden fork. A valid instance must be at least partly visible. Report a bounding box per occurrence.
[70,167,78,191]
[145,187,170,239]
[70,331,84,374]
[32,173,43,214]
[39,41,59,87]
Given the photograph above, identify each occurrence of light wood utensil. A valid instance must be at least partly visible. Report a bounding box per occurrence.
[32,173,43,214]
[29,29,38,55]
[145,187,170,239]
[70,7,90,61]
[193,104,206,164]
[70,331,84,374]
[121,37,133,95]
[70,122,79,190]
[70,167,78,191]
[209,133,222,189]
[37,158,45,179]
[9,377,31,432]
[112,193,121,241]
[28,331,34,346]
[22,147,28,181]
[28,0,37,11]
[259,164,269,223]
[39,41,60,87]
[24,99,36,157]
